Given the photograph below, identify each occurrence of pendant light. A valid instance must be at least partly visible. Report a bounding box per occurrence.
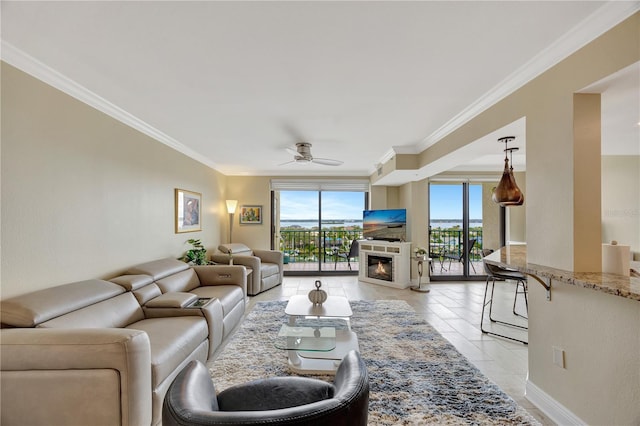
[492,136,524,206]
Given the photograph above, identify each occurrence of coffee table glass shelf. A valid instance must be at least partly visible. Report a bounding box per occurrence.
[279,295,359,374]
[274,324,336,351]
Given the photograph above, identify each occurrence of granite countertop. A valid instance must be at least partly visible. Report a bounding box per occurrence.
[484,245,640,302]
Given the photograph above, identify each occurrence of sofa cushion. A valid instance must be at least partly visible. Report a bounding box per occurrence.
[126,258,190,280]
[0,280,125,327]
[110,274,154,291]
[155,268,201,293]
[38,293,145,329]
[218,243,252,255]
[127,317,208,386]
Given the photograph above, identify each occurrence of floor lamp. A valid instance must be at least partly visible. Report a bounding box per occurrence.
[226,200,238,243]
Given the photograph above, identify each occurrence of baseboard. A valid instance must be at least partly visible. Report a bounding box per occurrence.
[525,380,585,426]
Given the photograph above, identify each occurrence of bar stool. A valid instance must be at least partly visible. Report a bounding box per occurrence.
[480,249,528,344]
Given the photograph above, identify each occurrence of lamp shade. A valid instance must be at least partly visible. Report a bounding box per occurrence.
[226,200,238,214]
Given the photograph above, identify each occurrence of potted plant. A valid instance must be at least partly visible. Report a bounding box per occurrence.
[183,239,209,265]
[414,247,428,260]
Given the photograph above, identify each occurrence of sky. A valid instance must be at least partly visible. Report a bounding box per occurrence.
[280,191,365,220]
[430,184,483,220]
[280,185,483,221]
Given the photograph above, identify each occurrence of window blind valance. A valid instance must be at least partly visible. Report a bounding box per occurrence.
[270,179,370,192]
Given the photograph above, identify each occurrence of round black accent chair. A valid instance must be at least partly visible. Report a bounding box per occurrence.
[162,350,369,426]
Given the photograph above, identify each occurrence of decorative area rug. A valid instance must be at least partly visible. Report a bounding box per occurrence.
[209,300,540,425]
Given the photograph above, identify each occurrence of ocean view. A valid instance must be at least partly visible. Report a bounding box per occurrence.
[280,220,362,229]
[280,219,483,229]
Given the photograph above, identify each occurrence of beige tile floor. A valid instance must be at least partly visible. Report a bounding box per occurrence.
[244,275,554,425]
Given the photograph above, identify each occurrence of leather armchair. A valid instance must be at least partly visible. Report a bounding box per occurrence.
[162,350,369,426]
[211,243,283,296]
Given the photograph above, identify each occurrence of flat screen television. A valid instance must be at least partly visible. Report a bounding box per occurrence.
[362,209,407,242]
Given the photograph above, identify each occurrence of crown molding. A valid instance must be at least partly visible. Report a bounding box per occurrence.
[417,1,640,152]
[1,40,219,171]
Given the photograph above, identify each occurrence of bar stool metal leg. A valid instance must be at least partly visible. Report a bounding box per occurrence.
[513,279,528,319]
[480,276,528,345]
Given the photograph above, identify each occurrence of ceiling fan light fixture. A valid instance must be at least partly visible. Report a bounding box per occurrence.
[281,142,343,167]
[492,136,524,207]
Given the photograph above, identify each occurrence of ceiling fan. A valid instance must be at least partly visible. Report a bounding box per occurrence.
[281,142,344,166]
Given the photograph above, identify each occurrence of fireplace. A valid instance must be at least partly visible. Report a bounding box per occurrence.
[367,255,393,282]
[359,240,411,289]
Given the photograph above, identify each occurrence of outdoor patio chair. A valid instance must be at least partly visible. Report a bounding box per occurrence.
[336,239,359,270]
[443,239,477,273]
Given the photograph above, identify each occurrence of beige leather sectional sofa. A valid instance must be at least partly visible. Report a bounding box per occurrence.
[0,258,247,426]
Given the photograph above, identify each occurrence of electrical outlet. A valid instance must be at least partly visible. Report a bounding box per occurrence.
[553,346,565,368]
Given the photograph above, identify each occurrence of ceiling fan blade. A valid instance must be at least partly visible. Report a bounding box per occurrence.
[278,159,297,166]
[285,146,300,156]
[312,157,343,166]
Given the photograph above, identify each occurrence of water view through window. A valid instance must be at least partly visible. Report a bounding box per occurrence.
[429,183,485,278]
[278,191,365,273]
[276,185,489,277]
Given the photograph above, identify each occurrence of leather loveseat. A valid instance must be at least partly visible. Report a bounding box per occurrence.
[211,243,284,296]
[0,258,247,426]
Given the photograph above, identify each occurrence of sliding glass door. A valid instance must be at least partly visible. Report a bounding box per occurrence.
[274,188,367,275]
[429,181,498,280]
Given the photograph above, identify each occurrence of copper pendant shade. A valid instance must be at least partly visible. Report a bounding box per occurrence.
[492,137,524,207]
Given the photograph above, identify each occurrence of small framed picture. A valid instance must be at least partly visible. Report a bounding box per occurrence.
[240,205,262,224]
[175,189,202,233]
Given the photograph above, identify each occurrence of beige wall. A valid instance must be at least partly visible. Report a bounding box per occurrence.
[528,280,640,425]
[481,182,502,250]
[573,93,602,272]
[369,185,387,210]
[507,172,526,243]
[601,155,640,257]
[394,180,430,279]
[225,176,272,250]
[1,63,228,298]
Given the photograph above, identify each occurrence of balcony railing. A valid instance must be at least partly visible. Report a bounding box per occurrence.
[428,228,483,262]
[278,228,484,273]
[279,229,363,266]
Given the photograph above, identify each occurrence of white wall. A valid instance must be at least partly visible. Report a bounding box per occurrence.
[1,63,227,298]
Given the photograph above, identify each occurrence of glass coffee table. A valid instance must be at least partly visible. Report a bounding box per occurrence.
[278,295,359,374]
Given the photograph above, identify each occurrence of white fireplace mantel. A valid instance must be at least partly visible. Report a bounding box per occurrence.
[358,240,411,289]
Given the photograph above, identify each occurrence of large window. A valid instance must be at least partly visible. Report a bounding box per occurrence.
[271,180,368,275]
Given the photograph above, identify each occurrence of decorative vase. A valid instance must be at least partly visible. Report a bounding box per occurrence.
[308,280,328,305]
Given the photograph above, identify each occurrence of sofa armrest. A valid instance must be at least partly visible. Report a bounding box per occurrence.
[1,328,152,426]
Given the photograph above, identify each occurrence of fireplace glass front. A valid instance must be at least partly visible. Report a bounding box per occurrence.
[367,255,393,282]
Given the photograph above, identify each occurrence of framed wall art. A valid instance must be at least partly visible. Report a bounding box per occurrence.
[175,188,202,233]
[239,205,262,224]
